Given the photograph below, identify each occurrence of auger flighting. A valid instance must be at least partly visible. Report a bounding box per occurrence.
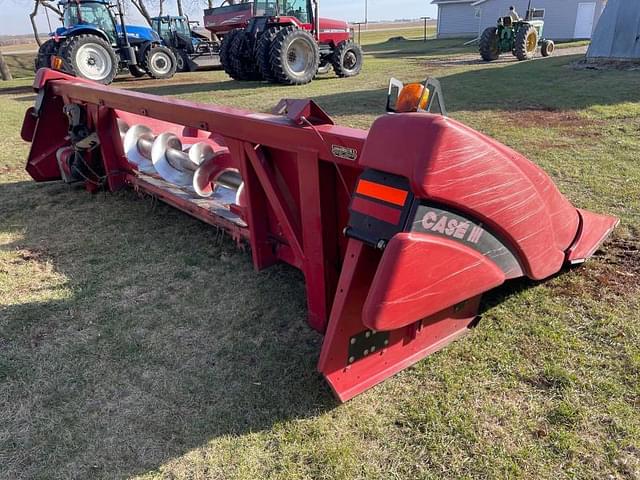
[121,122,244,202]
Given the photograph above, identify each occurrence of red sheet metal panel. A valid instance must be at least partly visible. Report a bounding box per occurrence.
[362,233,505,331]
[567,209,620,263]
[359,113,581,280]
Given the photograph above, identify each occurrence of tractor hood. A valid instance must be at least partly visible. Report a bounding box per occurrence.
[319,17,350,31]
[52,24,160,43]
[116,24,160,43]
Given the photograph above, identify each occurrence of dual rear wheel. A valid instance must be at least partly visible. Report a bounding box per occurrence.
[220,27,363,85]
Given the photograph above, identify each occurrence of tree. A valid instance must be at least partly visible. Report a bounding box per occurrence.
[129,0,153,25]
[0,49,13,81]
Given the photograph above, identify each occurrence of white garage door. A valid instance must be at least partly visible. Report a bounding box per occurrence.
[574,2,597,39]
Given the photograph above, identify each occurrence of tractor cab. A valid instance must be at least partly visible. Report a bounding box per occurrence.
[59,0,118,44]
[152,16,195,50]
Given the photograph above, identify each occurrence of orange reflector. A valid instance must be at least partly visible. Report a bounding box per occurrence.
[396,83,430,113]
[356,179,408,206]
[51,56,63,70]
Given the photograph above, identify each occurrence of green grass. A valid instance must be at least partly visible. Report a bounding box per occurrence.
[1,31,639,480]
[3,52,35,79]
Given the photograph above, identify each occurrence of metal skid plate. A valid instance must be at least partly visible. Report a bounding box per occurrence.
[347,329,390,364]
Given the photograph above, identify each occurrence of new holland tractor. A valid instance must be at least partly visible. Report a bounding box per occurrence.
[34,0,177,84]
[479,7,555,61]
[204,0,363,85]
[151,15,220,72]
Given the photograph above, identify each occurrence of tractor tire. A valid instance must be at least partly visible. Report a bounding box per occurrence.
[34,39,58,72]
[514,24,538,61]
[541,39,555,57]
[144,45,177,79]
[479,27,500,61]
[255,26,282,82]
[331,40,363,78]
[128,64,146,77]
[172,48,191,72]
[230,30,262,81]
[219,29,243,79]
[59,34,118,84]
[270,27,319,85]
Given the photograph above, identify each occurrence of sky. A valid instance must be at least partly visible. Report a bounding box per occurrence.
[0,0,438,36]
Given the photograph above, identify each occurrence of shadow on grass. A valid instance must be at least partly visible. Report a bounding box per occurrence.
[0,180,336,478]
[363,37,474,59]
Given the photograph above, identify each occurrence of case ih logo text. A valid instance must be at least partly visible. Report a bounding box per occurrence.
[331,145,358,161]
[420,210,484,244]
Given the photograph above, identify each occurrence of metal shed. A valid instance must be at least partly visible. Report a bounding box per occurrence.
[433,0,607,40]
[587,0,640,60]
[432,0,479,38]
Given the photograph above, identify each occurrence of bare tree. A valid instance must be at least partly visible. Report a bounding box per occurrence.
[30,0,63,46]
[0,48,13,81]
[129,0,153,25]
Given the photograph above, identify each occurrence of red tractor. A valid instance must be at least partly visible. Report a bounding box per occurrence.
[204,0,363,85]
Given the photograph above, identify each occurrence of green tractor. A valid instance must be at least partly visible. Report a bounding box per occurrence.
[479,6,555,61]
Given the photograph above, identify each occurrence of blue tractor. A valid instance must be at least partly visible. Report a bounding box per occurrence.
[35,0,177,84]
[150,15,220,72]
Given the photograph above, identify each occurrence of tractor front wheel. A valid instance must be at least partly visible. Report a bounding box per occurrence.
[144,45,177,79]
[331,40,363,77]
[34,39,58,71]
[541,39,555,57]
[514,24,538,61]
[172,48,191,72]
[270,27,319,85]
[479,27,500,61]
[59,34,118,84]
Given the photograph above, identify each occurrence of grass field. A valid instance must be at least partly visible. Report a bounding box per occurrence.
[1,28,639,480]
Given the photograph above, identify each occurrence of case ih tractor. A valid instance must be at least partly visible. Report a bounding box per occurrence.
[20,69,618,401]
[479,7,555,61]
[34,0,177,84]
[204,0,363,84]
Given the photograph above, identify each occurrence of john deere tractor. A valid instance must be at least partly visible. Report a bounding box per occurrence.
[479,7,555,62]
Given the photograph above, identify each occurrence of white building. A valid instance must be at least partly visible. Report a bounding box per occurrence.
[432,0,608,40]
